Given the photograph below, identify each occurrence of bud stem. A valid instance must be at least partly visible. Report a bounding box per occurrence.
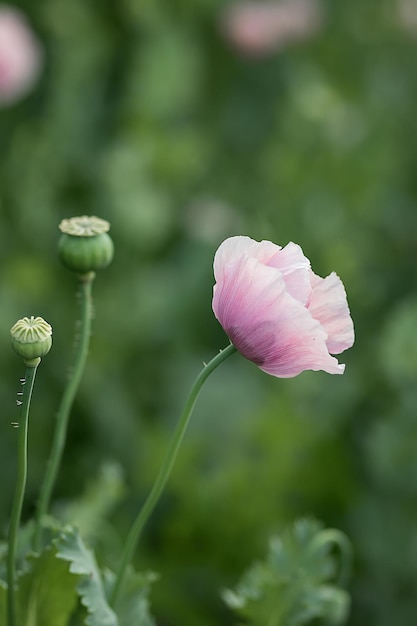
[33,275,94,552]
[109,343,237,607]
[7,364,39,626]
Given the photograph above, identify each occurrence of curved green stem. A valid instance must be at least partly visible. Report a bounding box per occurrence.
[33,275,94,552]
[7,364,38,626]
[109,343,237,607]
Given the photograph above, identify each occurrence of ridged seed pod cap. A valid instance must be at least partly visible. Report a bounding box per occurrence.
[58,215,114,275]
[10,316,52,366]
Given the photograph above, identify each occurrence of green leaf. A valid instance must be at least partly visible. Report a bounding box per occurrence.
[104,568,157,626]
[0,546,78,626]
[0,521,42,584]
[55,526,117,626]
[296,585,350,625]
[0,524,157,626]
[223,518,352,626]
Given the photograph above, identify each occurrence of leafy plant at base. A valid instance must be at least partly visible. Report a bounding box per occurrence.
[55,526,118,626]
[0,543,77,626]
[55,526,156,626]
[0,525,156,626]
[223,518,351,626]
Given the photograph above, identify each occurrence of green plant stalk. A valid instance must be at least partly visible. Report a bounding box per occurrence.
[7,365,38,626]
[33,275,94,552]
[109,343,237,607]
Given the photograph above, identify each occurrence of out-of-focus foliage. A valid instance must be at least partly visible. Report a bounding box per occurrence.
[1,0,417,624]
[223,518,351,626]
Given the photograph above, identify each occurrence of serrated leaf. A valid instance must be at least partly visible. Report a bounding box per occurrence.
[223,518,352,626]
[0,521,45,584]
[297,585,350,625]
[0,546,78,626]
[55,526,117,626]
[268,518,334,584]
[103,568,157,626]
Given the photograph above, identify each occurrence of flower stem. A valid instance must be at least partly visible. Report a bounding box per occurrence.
[109,343,237,607]
[33,274,94,552]
[7,365,38,626]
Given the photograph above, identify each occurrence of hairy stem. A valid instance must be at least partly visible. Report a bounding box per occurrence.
[7,365,38,626]
[110,343,237,607]
[33,275,94,552]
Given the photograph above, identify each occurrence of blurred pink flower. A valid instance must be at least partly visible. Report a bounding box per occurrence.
[0,5,43,106]
[221,0,323,56]
[212,236,354,378]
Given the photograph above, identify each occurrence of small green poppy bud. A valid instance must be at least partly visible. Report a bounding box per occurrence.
[10,316,53,366]
[58,215,114,275]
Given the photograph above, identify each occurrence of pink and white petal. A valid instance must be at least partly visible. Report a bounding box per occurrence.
[213,256,341,377]
[244,282,343,377]
[265,242,312,305]
[308,271,354,355]
[258,333,345,378]
[214,236,254,282]
[213,236,281,282]
[213,255,286,333]
[247,238,283,264]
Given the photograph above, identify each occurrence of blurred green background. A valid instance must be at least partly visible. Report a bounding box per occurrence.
[1,0,417,624]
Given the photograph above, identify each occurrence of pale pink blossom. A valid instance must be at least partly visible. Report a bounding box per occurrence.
[221,0,323,57]
[0,5,43,106]
[212,236,354,378]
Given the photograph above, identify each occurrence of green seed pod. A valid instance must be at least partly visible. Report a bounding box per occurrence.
[10,316,53,366]
[58,215,114,275]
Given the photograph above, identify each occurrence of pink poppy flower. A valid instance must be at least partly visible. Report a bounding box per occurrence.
[212,236,354,378]
[0,5,43,106]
